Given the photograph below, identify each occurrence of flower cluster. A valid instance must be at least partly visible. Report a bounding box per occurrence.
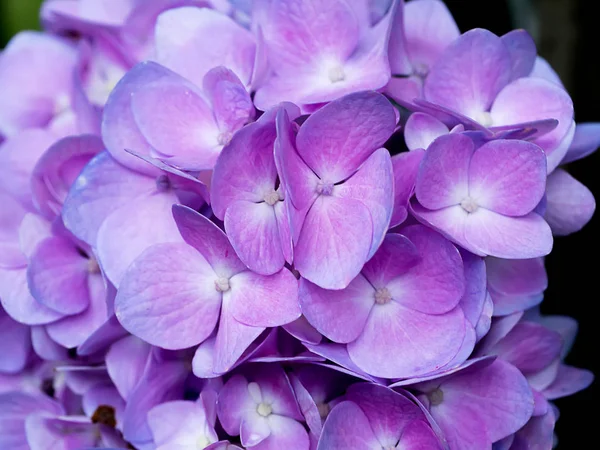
[0,0,596,449]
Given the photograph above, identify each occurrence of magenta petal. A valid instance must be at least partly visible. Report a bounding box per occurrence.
[334,148,394,257]
[458,250,487,327]
[295,195,373,290]
[501,29,537,80]
[390,149,424,228]
[229,268,300,327]
[210,115,278,220]
[428,359,534,446]
[348,302,466,378]
[361,234,420,289]
[216,374,254,435]
[317,401,379,450]
[155,7,255,87]
[561,122,600,163]
[225,201,284,276]
[486,257,547,297]
[415,133,473,209]
[544,169,595,236]
[300,275,374,344]
[27,236,89,315]
[274,108,319,211]
[424,29,512,118]
[172,205,247,277]
[404,112,449,151]
[464,210,553,259]
[62,152,158,246]
[388,225,464,314]
[467,139,547,216]
[96,192,182,287]
[115,242,221,350]
[295,92,396,182]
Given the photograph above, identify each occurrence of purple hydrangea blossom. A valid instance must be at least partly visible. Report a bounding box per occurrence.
[0,0,596,449]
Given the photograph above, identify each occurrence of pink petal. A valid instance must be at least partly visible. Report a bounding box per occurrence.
[468,139,547,216]
[490,77,574,171]
[300,275,374,344]
[387,224,464,314]
[404,0,460,72]
[464,210,553,259]
[96,192,182,287]
[415,133,473,209]
[334,148,394,258]
[361,234,420,289]
[348,302,466,378]
[102,61,174,175]
[225,201,284,275]
[295,91,396,182]
[131,79,221,171]
[424,29,512,119]
[155,7,255,86]
[410,202,474,253]
[210,117,278,220]
[486,257,547,297]
[294,195,373,290]
[257,0,360,72]
[228,268,300,327]
[404,112,449,151]
[114,242,221,350]
[172,205,246,278]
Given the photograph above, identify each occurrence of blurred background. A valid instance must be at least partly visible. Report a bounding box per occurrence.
[1,0,598,447]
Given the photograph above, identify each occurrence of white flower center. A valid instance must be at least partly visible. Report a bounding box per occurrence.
[257,402,272,417]
[263,189,281,206]
[87,257,100,274]
[460,197,479,213]
[428,388,444,406]
[217,131,233,146]
[328,65,346,83]
[317,181,334,196]
[215,277,230,292]
[196,434,211,449]
[475,111,493,127]
[374,287,392,305]
[54,93,71,115]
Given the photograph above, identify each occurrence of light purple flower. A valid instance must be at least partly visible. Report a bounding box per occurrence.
[210,104,298,275]
[103,60,253,172]
[411,133,553,259]
[253,0,394,111]
[277,91,396,289]
[115,205,300,370]
[300,225,467,378]
[318,383,443,449]
[217,364,309,450]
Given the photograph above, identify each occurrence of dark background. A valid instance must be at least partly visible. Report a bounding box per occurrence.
[1,0,598,447]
